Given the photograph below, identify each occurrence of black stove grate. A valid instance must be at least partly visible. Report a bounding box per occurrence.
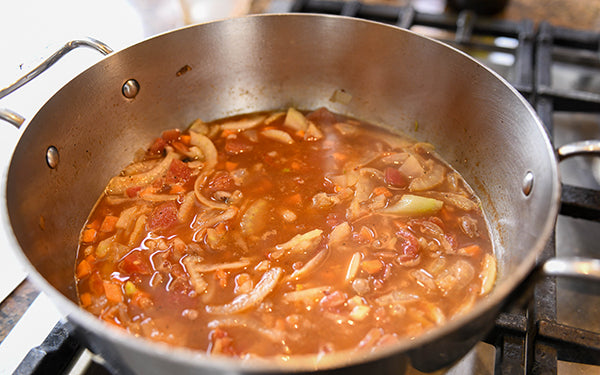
[13,1,600,374]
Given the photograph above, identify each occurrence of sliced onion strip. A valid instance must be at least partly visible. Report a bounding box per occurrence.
[205,267,283,314]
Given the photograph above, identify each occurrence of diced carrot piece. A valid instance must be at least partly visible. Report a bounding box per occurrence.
[332,152,347,161]
[87,219,101,230]
[139,186,157,198]
[248,177,273,195]
[99,215,119,233]
[81,228,97,243]
[275,319,286,331]
[80,292,92,307]
[291,161,302,170]
[458,244,482,257]
[373,186,393,198]
[215,269,228,288]
[215,222,227,235]
[221,129,237,138]
[169,184,186,194]
[180,134,191,146]
[285,193,302,206]
[85,254,96,264]
[295,130,305,138]
[76,259,92,279]
[359,226,375,242]
[439,206,453,222]
[361,259,384,274]
[225,161,238,171]
[171,141,189,154]
[103,281,123,303]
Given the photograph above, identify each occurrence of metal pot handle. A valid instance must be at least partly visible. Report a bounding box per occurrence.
[556,140,600,161]
[0,37,113,128]
[540,140,600,281]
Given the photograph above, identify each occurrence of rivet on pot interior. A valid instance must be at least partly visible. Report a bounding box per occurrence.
[522,171,534,196]
[46,146,59,169]
[122,79,140,99]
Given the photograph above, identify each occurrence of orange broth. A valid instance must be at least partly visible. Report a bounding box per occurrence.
[75,107,496,357]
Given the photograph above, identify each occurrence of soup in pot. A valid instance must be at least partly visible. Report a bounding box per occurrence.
[75,107,496,357]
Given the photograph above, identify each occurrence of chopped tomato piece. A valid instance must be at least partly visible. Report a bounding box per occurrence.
[161,129,181,142]
[166,159,192,185]
[147,201,179,231]
[225,137,253,155]
[206,171,234,193]
[395,227,419,259]
[306,107,337,126]
[88,272,105,296]
[149,137,167,154]
[126,186,142,198]
[119,251,152,275]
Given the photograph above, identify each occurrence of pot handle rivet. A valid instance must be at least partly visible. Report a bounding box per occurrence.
[46,146,59,169]
[122,79,140,99]
[522,171,534,196]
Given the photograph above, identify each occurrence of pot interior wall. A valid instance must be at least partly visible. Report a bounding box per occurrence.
[7,13,557,329]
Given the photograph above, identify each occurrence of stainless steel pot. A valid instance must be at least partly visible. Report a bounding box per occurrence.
[2,14,600,375]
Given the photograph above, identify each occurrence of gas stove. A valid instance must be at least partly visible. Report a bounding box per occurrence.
[1,1,599,374]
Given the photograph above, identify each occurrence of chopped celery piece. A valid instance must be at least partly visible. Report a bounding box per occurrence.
[381,194,443,216]
[283,108,308,131]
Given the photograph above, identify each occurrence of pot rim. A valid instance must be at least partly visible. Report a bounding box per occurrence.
[3,12,561,372]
